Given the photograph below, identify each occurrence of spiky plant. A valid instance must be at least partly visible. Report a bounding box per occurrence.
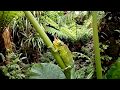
[11,15,44,64]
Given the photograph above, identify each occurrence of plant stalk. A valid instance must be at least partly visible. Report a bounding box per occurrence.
[24,11,66,70]
[92,11,102,79]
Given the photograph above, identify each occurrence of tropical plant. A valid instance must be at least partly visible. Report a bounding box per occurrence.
[0,11,24,29]
[26,63,66,79]
[74,63,94,79]
[73,52,94,79]
[105,57,120,79]
[39,11,93,43]
[11,15,44,63]
[0,52,27,79]
[24,11,68,77]
[0,11,24,59]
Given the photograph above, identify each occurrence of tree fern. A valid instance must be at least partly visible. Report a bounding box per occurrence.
[38,12,84,42]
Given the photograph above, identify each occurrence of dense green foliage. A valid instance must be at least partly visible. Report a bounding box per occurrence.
[0,11,24,28]
[0,11,119,79]
[0,52,27,79]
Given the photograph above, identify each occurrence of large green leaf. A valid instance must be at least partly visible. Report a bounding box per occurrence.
[105,57,120,79]
[27,63,66,79]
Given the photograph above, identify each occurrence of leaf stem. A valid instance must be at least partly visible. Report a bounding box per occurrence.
[92,11,102,79]
[24,11,66,70]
